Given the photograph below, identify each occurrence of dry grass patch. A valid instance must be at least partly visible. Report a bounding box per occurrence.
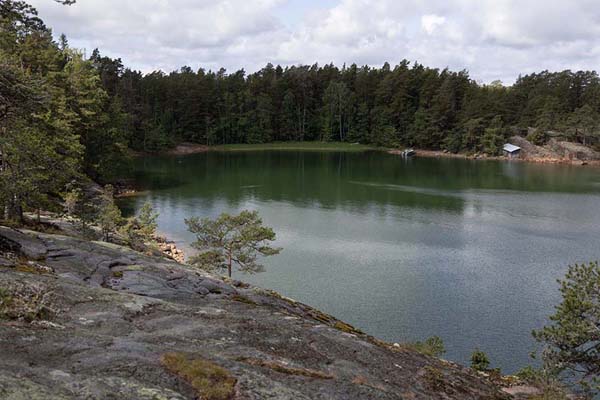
[230,294,257,305]
[0,281,55,322]
[160,352,236,400]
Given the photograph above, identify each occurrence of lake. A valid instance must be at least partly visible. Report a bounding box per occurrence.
[119,150,600,373]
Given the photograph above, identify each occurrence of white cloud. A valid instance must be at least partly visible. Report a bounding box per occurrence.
[27,0,600,83]
[421,14,446,35]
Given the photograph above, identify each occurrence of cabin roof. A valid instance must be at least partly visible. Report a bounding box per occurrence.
[503,143,521,153]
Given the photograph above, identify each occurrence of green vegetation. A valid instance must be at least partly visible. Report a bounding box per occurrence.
[211,141,377,152]
[409,336,446,357]
[533,261,600,395]
[160,352,236,400]
[1,0,128,222]
[97,185,122,241]
[516,366,569,400]
[470,349,490,372]
[186,210,281,278]
[120,202,159,249]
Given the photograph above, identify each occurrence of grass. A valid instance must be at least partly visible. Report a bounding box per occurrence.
[0,282,54,322]
[210,141,379,152]
[160,352,236,400]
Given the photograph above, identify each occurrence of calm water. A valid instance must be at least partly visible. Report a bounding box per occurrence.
[120,151,600,373]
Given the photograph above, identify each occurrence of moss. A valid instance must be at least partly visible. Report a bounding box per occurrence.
[112,270,124,278]
[14,263,51,275]
[230,294,256,305]
[15,264,42,274]
[160,352,236,400]
[333,320,363,335]
[237,357,334,379]
[308,310,334,324]
[123,265,144,271]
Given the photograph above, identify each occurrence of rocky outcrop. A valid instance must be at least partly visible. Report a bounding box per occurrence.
[0,226,510,399]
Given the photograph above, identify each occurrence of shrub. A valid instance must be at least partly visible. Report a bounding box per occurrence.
[410,336,446,357]
[470,349,490,371]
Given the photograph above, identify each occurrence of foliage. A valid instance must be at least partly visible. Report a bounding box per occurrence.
[120,201,158,249]
[63,188,81,217]
[516,366,569,400]
[61,184,98,236]
[160,352,236,400]
[0,0,128,222]
[527,129,548,146]
[97,185,122,241]
[564,105,600,146]
[533,261,600,395]
[470,349,490,371]
[410,336,447,357]
[185,210,281,277]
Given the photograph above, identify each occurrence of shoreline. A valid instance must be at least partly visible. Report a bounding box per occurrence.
[145,141,600,167]
[135,141,380,157]
[390,148,600,167]
[166,142,210,155]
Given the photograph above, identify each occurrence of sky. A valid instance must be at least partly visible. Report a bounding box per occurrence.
[29,0,600,84]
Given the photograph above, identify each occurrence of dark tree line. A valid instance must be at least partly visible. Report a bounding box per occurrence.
[91,53,600,154]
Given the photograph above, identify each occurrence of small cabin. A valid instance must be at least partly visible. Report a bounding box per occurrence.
[503,143,521,159]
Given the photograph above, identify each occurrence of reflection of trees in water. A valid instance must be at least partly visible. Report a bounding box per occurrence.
[128,151,599,215]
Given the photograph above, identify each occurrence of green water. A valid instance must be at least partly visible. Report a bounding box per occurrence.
[120,151,600,373]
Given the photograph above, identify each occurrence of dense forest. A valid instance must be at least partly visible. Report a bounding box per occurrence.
[98,55,600,154]
[3,0,600,218]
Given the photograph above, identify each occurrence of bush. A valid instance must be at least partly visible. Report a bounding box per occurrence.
[120,202,159,250]
[527,129,548,146]
[470,349,490,371]
[410,336,446,357]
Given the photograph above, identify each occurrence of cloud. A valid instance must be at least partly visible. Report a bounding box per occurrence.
[28,0,600,84]
[421,14,446,35]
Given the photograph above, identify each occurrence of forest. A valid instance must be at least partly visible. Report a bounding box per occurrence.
[3,0,600,217]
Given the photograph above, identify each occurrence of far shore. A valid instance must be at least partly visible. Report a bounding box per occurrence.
[389,148,600,167]
[144,141,600,167]
[164,141,379,155]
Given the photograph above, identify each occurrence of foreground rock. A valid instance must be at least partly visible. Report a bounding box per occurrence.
[0,226,510,399]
